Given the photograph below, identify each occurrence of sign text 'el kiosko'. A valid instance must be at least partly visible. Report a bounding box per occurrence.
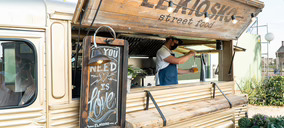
[144,0,239,28]
[73,0,264,40]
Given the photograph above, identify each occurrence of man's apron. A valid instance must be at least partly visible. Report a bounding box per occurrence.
[158,54,178,86]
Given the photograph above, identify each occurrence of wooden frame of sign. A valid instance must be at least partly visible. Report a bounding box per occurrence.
[80,36,128,128]
[73,0,264,40]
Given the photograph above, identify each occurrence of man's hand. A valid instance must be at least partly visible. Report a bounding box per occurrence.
[189,67,198,73]
[187,51,196,56]
[189,68,195,73]
[178,68,198,74]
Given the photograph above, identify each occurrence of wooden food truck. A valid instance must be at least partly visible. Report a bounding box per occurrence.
[0,0,264,128]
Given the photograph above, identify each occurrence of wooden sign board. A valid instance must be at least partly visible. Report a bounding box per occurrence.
[73,0,264,40]
[80,36,128,128]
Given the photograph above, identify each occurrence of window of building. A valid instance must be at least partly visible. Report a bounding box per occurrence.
[0,40,37,108]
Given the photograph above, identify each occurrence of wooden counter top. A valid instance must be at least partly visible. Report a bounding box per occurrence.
[125,81,245,128]
[126,94,247,128]
[128,81,234,94]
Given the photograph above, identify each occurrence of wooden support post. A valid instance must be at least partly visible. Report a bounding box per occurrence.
[219,40,234,81]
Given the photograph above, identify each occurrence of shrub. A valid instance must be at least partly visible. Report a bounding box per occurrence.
[267,116,284,128]
[238,117,252,128]
[263,76,284,106]
[238,114,284,128]
[242,78,261,95]
[241,76,284,106]
[251,114,269,126]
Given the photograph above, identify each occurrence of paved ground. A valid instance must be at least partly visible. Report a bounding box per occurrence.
[248,105,284,118]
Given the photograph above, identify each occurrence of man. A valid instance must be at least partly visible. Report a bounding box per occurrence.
[156,37,196,86]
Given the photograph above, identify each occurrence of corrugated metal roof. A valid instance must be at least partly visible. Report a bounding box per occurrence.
[118,35,165,57]
[118,35,246,57]
[276,47,284,53]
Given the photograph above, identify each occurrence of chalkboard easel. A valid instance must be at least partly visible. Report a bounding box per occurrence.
[80,36,128,128]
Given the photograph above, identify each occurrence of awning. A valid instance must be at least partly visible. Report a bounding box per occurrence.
[72,0,264,40]
[174,45,246,55]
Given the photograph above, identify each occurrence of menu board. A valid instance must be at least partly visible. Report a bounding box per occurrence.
[88,46,120,127]
[80,36,128,128]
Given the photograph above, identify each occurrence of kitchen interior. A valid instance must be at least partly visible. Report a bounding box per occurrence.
[118,34,223,91]
[71,29,246,95]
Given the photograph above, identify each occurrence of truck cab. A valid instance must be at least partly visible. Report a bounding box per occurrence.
[0,1,79,127]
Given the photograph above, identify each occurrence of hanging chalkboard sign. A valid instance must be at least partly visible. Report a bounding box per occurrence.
[80,36,128,128]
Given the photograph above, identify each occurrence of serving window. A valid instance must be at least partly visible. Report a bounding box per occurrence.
[0,39,37,109]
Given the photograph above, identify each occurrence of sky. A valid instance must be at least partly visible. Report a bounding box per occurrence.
[62,0,77,3]
[257,0,284,58]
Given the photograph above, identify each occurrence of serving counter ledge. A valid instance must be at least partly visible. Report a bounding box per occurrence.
[126,81,247,128]
[128,81,234,93]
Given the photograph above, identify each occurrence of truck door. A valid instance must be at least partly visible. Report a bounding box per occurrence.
[0,28,46,128]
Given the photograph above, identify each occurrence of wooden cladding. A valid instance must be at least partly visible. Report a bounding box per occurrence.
[125,82,248,127]
[126,95,247,127]
[126,81,235,112]
[73,0,264,40]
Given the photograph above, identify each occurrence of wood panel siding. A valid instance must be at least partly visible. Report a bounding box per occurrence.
[73,0,264,40]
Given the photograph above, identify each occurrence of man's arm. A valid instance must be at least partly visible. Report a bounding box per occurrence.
[164,51,195,64]
[178,68,195,74]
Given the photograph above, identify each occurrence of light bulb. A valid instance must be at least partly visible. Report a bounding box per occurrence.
[204,17,210,22]
[167,7,174,13]
[251,13,256,21]
[231,15,238,24]
[232,19,238,24]
[97,60,103,64]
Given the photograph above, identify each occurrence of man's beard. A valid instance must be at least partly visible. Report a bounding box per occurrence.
[170,44,178,50]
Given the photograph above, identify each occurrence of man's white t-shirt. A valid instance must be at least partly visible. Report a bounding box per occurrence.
[155,45,174,85]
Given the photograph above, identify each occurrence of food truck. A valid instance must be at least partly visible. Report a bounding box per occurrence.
[0,0,264,128]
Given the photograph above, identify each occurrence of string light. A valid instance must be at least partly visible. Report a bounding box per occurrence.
[165,0,236,17]
[204,12,210,23]
[251,13,256,21]
[231,15,238,24]
[167,1,174,13]
[164,0,255,24]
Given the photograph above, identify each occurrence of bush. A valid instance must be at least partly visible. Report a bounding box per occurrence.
[263,76,284,106]
[251,114,269,126]
[241,76,284,106]
[239,117,252,128]
[238,115,284,128]
[267,116,284,128]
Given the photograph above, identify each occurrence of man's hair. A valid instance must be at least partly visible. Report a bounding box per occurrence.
[165,36,183,45]
[166,36,178,42]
